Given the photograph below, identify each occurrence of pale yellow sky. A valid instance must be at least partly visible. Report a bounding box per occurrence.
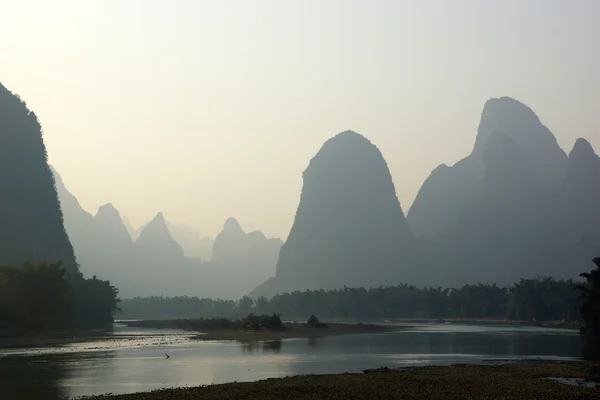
[1,0,598,239]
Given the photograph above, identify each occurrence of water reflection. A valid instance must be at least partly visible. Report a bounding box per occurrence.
[0,351,116,400]
[240,340,282,354]
[0,324,583,398]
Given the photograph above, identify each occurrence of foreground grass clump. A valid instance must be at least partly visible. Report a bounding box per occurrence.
[86,363,600,399]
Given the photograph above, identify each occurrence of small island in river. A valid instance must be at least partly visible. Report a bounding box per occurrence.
[124,314,394,342]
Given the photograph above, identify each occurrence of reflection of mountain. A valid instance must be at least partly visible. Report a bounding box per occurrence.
[53,168,280,299]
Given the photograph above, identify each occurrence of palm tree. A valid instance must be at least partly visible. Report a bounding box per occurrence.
[575,257,600,335]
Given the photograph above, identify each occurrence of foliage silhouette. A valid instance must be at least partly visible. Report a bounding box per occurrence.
[0,261,121,332]
[120,277,580,322]
[575,257,600,335]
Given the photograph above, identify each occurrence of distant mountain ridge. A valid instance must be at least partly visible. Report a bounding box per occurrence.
[52,169,281,299]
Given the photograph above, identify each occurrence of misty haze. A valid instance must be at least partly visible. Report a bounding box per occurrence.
[1,1,600,399]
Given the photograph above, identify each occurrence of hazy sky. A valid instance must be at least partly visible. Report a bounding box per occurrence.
[1,1,599,239]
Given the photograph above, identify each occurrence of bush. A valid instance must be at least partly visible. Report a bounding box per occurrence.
[305,314,327,328]
[241,313,284,331]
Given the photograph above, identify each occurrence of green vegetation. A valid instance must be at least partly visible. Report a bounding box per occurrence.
[305,314,327,328]
[575,257,600,335]
[120,277,580,322]
[126,314,389,342]
[128,313,284,332]
[0,261,121,333]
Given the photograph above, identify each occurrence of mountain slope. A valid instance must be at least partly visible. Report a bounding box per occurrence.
[0,83,78,273]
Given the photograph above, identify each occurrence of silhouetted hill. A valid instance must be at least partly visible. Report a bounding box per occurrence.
[0,83,78,273]
[407,97,568,237]
[211,217,250,264]
[209,217,282,294]
[95,203,133,245]
[253,130,415,297]
[136,212,185,260]
[558,138,600,247]
[410,98,596,287]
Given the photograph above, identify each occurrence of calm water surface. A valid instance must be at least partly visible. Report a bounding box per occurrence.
[0,322,582,399]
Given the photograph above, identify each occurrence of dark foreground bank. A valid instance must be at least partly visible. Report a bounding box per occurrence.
[85,363,599,400]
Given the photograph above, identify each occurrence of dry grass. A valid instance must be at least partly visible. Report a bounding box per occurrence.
[86,362,599,400]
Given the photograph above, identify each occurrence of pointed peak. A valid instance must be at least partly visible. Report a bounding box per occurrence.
[570,138,596,159]
[138,212,173,240]
[95,203,124,225]
[97,202,119,215]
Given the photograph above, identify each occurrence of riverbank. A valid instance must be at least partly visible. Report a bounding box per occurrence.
[373,318,581,330]
[84,362,600,399]
[0,331,110,349]
[124,319,394,341]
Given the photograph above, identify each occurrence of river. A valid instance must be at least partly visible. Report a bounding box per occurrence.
[0,322,582,399]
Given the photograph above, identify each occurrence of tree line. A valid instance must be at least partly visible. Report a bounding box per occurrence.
[120,276,582,322]
[0,261,120,333]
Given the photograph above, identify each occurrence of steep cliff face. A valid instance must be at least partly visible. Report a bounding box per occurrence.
[274,130,415,291]
[407,97,568,238]
[558,138,600,246]
[0,83,78,273]
[474,97,568,191]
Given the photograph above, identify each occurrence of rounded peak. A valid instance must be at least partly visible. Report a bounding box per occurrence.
[326,130,373,146]
[483,96,535,112]
[309,130,382,169]
[570,138,596,159]
[223,217,244,233]
[334,130,366,139]
[247,230,267,240]
[478,97,542,141]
